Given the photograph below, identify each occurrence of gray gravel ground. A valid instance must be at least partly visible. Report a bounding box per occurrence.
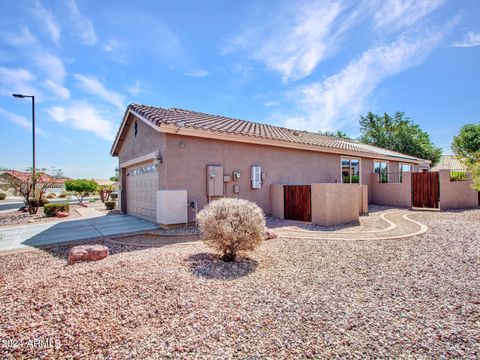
[0,209,479,358]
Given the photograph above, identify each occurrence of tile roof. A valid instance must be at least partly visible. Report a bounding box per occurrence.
[1,170,70,184]
[115,103,421,161]
[431,155,466,170]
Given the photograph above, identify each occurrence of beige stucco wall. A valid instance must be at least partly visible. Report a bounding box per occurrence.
[165,134,343,220]
[439,169,478,210]
[370,172,412,208]
[311,183,360,226]
[359,185,368,214]
[270,184,284,219]
[361,159,374,202]
[117,116,167,211]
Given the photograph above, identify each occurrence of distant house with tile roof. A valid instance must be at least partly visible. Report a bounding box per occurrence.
[431,155,467,171]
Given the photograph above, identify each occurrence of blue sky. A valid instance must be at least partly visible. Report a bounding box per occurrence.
[0,0,479,179]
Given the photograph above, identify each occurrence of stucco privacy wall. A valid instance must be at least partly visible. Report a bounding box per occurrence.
[370,172,412,208]
[165,134,353,220]
[439,169,478,210]
[311,184,359,226]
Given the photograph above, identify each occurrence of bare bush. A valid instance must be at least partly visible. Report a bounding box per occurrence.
[197,198,266,262]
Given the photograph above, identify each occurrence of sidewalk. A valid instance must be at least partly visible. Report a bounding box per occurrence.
[0,214,159,253]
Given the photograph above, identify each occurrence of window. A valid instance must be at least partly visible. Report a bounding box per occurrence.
[341,158,360,183]
[399,164,412,173]
[374,160,388,183]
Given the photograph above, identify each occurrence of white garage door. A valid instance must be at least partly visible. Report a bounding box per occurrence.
[126,162,158,221]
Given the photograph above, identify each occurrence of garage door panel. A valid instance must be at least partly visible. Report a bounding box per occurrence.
[126,163,158,221]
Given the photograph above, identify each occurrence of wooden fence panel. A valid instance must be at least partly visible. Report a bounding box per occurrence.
[412,172,439,208]
[284,185,311,222]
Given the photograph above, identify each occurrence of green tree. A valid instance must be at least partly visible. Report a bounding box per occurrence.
[65,179,98,203]
[451,123,480,166]
[359,111,442,166]
[318,130,351,139]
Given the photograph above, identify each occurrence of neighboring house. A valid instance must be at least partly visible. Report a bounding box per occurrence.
[431,155,466,171]
[0,170,70,196]
[111,104,425,224]
[94,179,117,187]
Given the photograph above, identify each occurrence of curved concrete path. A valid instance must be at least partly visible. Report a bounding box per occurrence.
[274,210,428,240]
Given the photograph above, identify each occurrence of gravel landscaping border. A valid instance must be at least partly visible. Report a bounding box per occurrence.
[0,209,478,358]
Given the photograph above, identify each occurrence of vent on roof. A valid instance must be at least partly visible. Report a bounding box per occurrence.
[293,131,300,136]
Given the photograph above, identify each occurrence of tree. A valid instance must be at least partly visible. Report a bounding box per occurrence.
[5,172,55,214]
[318,130,351,139]
[451,123,480,192]
[359,111,442,166]
[97,184,114,203]
[109,167,119,182]
[65,179,98,203]
[451,123,480,166]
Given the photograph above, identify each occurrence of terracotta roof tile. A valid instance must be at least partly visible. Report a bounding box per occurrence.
[118,104,421,161]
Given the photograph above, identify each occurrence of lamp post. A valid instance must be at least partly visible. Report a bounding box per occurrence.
[12,94,36,195]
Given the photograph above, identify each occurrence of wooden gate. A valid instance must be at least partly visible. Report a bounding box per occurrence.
[412,172,440,208]
[284,185,311,222]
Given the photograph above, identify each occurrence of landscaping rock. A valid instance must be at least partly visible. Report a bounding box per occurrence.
[56,211,69,218]
[78,202,88,208]
[67,245,109,265]
[265,229,278,240]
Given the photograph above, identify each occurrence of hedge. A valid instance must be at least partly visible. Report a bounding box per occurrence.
[44,203,70,217]
[0,193,6,200]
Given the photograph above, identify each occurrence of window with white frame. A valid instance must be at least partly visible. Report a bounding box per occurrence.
[399,163,412,173]
[341,158,360,183]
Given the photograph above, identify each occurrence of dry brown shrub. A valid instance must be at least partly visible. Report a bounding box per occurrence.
[197,198,266,261]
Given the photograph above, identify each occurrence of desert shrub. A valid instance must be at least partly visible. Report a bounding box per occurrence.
[105,201,116,210]
[197,198,266,262]
[0,193,6,200]
[110,192,118,199]
[44,203,70,217]
[46,193,57,199]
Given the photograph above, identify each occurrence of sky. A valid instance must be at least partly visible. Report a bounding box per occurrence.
[0,0,479,179]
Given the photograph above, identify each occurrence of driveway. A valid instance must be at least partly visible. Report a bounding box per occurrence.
[0,214,159,253]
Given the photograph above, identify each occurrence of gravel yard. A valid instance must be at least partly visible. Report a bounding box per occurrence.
[0,207,81,227]
[0,209,479,358]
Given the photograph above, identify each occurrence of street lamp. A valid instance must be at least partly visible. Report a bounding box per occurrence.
[12,93,36,194]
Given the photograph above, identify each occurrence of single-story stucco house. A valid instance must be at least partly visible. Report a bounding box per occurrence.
[111,104,430,226]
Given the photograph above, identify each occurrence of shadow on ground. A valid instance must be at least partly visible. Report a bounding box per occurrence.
[185,252,258,280]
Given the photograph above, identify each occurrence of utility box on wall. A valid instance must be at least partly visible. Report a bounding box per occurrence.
[207,165,224,196]
[156,190,187,227]
[251,165,262,189]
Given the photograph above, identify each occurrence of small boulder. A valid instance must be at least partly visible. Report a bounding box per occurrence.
[56,211,69,218]
[265,229,278,240]
[78,202,88,208]
[68,245,109,265]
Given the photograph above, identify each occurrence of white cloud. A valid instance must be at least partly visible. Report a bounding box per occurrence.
[66,0,97,45]
[453,31,480,47]
[0,26,35,47]
[126,81,143,96]
[46,103,115,140]
[224,0,362,82]
[374,0,444,30]
[103,37,122,52]
[42,79,70,100]
[184,69,209,78]
[34,52,66,83]
[284,29,447,131]
[0,67,40,98]
[74,74,125,110]
[0,107,49,137]
[33,0,61,44]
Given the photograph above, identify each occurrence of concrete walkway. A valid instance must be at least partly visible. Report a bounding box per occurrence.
[0,215,159,253]
[274,210,428,240]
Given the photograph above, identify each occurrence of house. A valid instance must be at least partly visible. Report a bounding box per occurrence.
[0,170,70,196]
[111,104,426,226]
[431,155,466,171]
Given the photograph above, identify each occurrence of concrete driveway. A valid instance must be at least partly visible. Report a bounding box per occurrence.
[0,215,159,253]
